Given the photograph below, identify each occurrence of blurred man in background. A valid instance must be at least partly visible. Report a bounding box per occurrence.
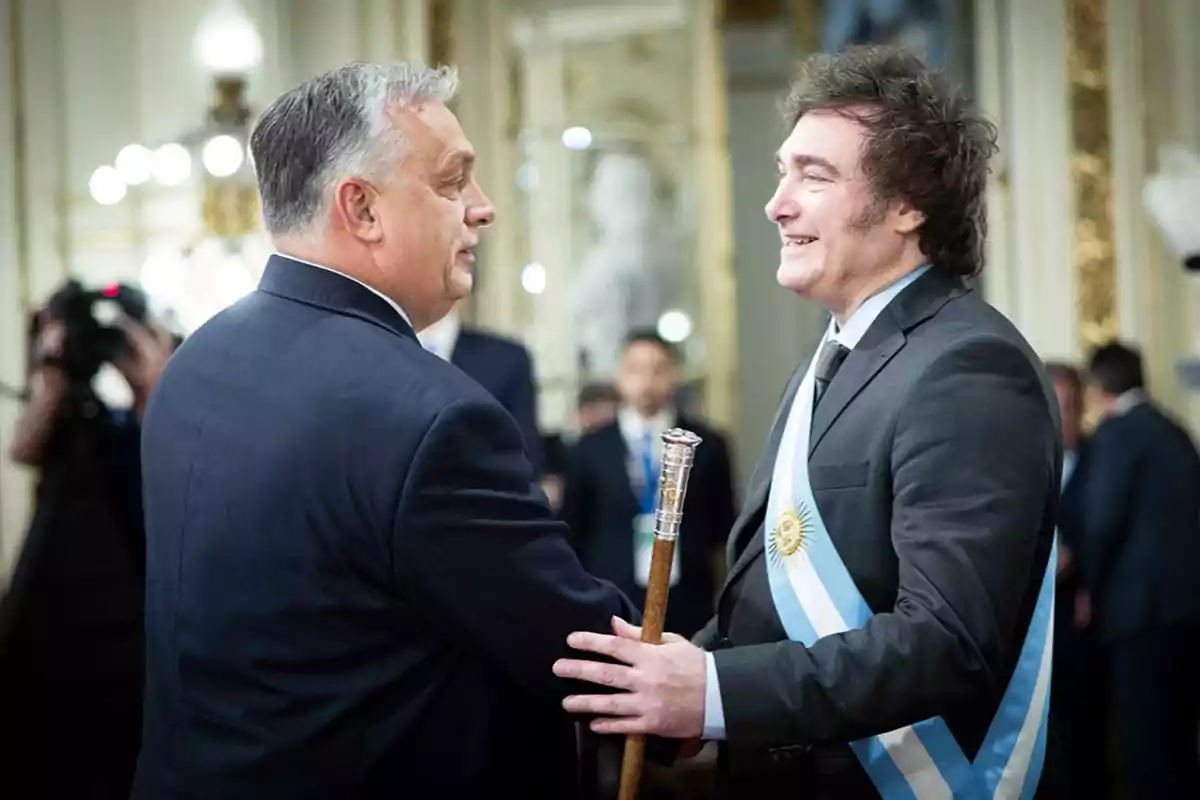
[1045,360,1109,799]
[562,330,735,641]
[575,382,621,436]
[1080,342,1200,798]
[560,329,735,799]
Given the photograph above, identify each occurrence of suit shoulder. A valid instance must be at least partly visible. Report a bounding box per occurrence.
[932,290,1033,345]
[378,346,508,423]
[908,292,1045,378]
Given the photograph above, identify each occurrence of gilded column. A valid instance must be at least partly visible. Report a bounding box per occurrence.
[1066,0,1118,353]
[429,0,452,67]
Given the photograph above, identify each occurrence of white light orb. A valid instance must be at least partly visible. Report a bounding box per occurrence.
[521,262,547,295]
[657,309,693,343]
[202,135,245,177]
[89,166,127,205]
[561,126,593,150]
[153,143,192,186]
[140,251,184,309]
[115,144,153,185]
[194,0,263,77]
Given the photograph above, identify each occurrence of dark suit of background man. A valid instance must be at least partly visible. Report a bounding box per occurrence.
[561,330,736,799]
[133,62,636,800]
[418,308,544,475]
[561,329,736,642]
[554,46,1062,799]
[1044,361,1110,800]
[1080,342,1200,799]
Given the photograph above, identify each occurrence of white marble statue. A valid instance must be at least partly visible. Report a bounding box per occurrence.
[570,151,676,378]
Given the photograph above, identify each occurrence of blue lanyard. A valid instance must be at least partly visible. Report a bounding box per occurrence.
[638,433,658,515]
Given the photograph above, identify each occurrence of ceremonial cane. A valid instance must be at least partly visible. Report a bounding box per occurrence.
[617,428,703,800]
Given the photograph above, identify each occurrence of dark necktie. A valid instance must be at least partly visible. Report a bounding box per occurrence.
[813,340,851,410]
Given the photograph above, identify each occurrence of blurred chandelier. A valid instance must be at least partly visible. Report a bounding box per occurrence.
[89,0,261,237]
[87,0,265,332]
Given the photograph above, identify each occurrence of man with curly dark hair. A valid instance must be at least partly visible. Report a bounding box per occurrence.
[555,45,1063,798]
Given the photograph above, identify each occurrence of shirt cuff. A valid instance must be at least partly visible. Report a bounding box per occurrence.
[703,651,727,741]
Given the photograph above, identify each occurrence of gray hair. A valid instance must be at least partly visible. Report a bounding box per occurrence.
[249,62,459,237]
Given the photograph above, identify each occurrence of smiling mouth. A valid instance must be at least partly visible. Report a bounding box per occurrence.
[783,237,817,248]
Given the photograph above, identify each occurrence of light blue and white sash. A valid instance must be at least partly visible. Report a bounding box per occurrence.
[765,339,1055,800]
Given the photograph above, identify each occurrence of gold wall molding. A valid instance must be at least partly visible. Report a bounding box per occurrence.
[1067,0,1117,353]
[430,0,453,67]
[8,0,29,315]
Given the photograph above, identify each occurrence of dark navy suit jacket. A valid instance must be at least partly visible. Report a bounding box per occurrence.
[134,256,636,800]
[560,415,736,638]
[451,328,544,475]
[1080,400,1200,643]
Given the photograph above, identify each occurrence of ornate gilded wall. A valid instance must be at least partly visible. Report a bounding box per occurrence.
[1066,0,1117,354]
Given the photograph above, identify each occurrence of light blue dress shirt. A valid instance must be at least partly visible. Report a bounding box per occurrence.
[703,265,930,741]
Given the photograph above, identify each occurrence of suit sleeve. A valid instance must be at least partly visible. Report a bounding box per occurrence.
[393,398,637,703]
[711,337,1056,747]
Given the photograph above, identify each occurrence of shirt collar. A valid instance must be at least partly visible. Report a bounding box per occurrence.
[617,406,675,448]
[417,310,461,361]
[1113,389,1147,416]
[273,251,412,327]
[829,265,931,349]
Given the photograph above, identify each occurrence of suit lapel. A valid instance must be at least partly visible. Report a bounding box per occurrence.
[808,326,905,456]
[718,362,808,601]
[809,269,969,456]
[597,422,639,507]
[715,269,970,604]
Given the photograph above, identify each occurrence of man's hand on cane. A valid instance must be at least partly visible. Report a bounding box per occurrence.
[553,616,707,740]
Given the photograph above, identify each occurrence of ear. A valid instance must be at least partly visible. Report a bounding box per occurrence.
[891,199,925,236]
[331,178,384,243]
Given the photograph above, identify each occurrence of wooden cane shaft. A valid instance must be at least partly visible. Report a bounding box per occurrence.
[617,536,677,800]
[618,734,647,800]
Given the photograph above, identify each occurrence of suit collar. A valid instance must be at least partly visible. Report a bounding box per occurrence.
[830,264,929,349]
[809,267,967,455]
[719,268,968,592]
[417,310,461,360]
[257,254,416,342]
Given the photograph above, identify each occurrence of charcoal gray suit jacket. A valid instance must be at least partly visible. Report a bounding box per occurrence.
[695,268,1062,796]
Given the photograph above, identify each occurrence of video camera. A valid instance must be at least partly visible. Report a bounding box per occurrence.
[35,279,150,386]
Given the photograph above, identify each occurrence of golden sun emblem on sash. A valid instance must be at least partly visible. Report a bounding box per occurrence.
[773,507,811,557]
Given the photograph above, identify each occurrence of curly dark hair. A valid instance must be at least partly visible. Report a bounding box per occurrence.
[782,45,999,277]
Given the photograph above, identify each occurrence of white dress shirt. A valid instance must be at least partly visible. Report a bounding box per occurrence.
[617,406,674,487]
[702,264,930,741]
[1113,388,1147,416]
[275,252,413,327]
[417,310,461,361]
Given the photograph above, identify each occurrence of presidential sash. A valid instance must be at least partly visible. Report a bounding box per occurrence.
[765,338,1055,800]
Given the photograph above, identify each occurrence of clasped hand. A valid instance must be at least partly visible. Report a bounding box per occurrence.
[552,616,707,740]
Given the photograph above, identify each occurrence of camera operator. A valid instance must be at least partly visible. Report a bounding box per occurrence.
[0,280,174,800]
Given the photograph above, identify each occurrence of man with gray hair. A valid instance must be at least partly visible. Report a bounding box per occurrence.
[132,62,636,799]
